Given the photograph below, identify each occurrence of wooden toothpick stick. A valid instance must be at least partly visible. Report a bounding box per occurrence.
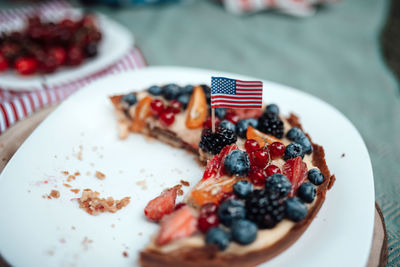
[211,108,216,133]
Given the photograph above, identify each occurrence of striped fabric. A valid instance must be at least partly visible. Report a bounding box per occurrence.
[0,1,147,134]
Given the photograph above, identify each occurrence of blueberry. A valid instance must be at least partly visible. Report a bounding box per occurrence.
[285,197,308,222]
[286,127,303,141]
[224,150,250,177]
[201,84,211,104]
[308,168,324,185]
[266,104,279,115]
[177,94,190,109]
[148,85,163,96]
[121,93,137,106]
[286,127,313,154]
[218,199,246,227]
[205,227,231,250]
[265,174,292,198]
[231,219,258,245]
[233,180,253,199]
[236,118,258,138]
[283,143,304,161]
[162,83,181,100]
[215,108,227,119]
[219,120,236,132]
[182,85,194,95]
[298,182,316,203]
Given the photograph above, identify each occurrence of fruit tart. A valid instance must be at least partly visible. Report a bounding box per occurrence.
[109,83,335,267]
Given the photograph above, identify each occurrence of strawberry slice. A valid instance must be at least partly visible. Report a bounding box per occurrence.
[283,156,308,197]
[156,206,197,246]
[202,144,238,180]
[144,187,178,221]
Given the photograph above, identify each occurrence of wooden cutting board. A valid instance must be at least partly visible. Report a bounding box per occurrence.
[0,106,388,267]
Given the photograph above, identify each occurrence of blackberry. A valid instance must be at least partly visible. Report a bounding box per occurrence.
[199,126,237,155]
[201,84,211,104]
[257,112,284,138]
[245,190,284,229]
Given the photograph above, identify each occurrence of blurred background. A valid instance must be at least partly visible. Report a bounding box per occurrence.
[0,0,399,265]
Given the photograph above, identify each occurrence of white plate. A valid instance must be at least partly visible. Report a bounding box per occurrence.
[0,11,133,91]
[0,67,374,267]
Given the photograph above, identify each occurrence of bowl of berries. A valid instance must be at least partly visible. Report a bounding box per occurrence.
[0,8,133,90]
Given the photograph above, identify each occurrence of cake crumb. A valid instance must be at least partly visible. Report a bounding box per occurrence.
[74,172,81,176]
[46,250,55,256]
[90,162,95,167]
[180,180,190,186]
[92,146,98,151]
[54,155,57,158]
[27,190,31,193]
[71,189,80,194]
[341,153,345,158]
[123,251,128,257]
[65,156,69,160]
[119,170,123,174]
[140,169,145,174]
[59,238,66,244]
[111,224,115,228]
[81,236,93,251]
[86,171,91,176]
[72,226,76,230]
[49,190,60,199]
[61,171,69,175]
[138,232,142,236]
[67,175,76,182]
[78,189,130,215]
[177,189,184,196]
[64,183,72,188]
[95,171,106,180]
[136,180,147,190]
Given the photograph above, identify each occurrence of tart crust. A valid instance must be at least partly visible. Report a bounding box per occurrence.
[110,96,335,267]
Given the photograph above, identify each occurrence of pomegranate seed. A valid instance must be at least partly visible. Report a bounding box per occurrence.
[225,112,240,124]
[0,54,9,71]
[160,111,175,126]
[252,149,269,169]
[49,46,67,66]
[244,139,260,154]
[198,213,219,233]
[265,164,281,177]
[199,202,218,216]
[249,167,267,186]
[170,100,182,114]
[150,99,164,116]
[15,57,37,75]
[269,142,285,159]
[174,202,186,211]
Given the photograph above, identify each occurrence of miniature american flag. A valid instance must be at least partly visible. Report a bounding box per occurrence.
[211,77,263,109]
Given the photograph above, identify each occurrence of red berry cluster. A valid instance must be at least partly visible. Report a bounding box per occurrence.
[0,14,102,75]
[198,203,219,233]
[150,99,182,126]
[244,139,285,186]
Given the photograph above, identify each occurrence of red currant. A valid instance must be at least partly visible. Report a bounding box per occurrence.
[252,149,269,169]
[265,164,281,177]
[225,112,240,124]
[15,57,38,75]
[198,213,219,233]
[269,142,285,159]
[248,167,267,186]
[150,99,164,116]
[244,139,260,154]
[160,111,175,126]
[199,202,218,216]
[0,54,9,71]
[170,100,182,114]
[202,116,220,129]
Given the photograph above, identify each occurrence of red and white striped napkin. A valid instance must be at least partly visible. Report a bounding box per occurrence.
[0,1,147,134]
